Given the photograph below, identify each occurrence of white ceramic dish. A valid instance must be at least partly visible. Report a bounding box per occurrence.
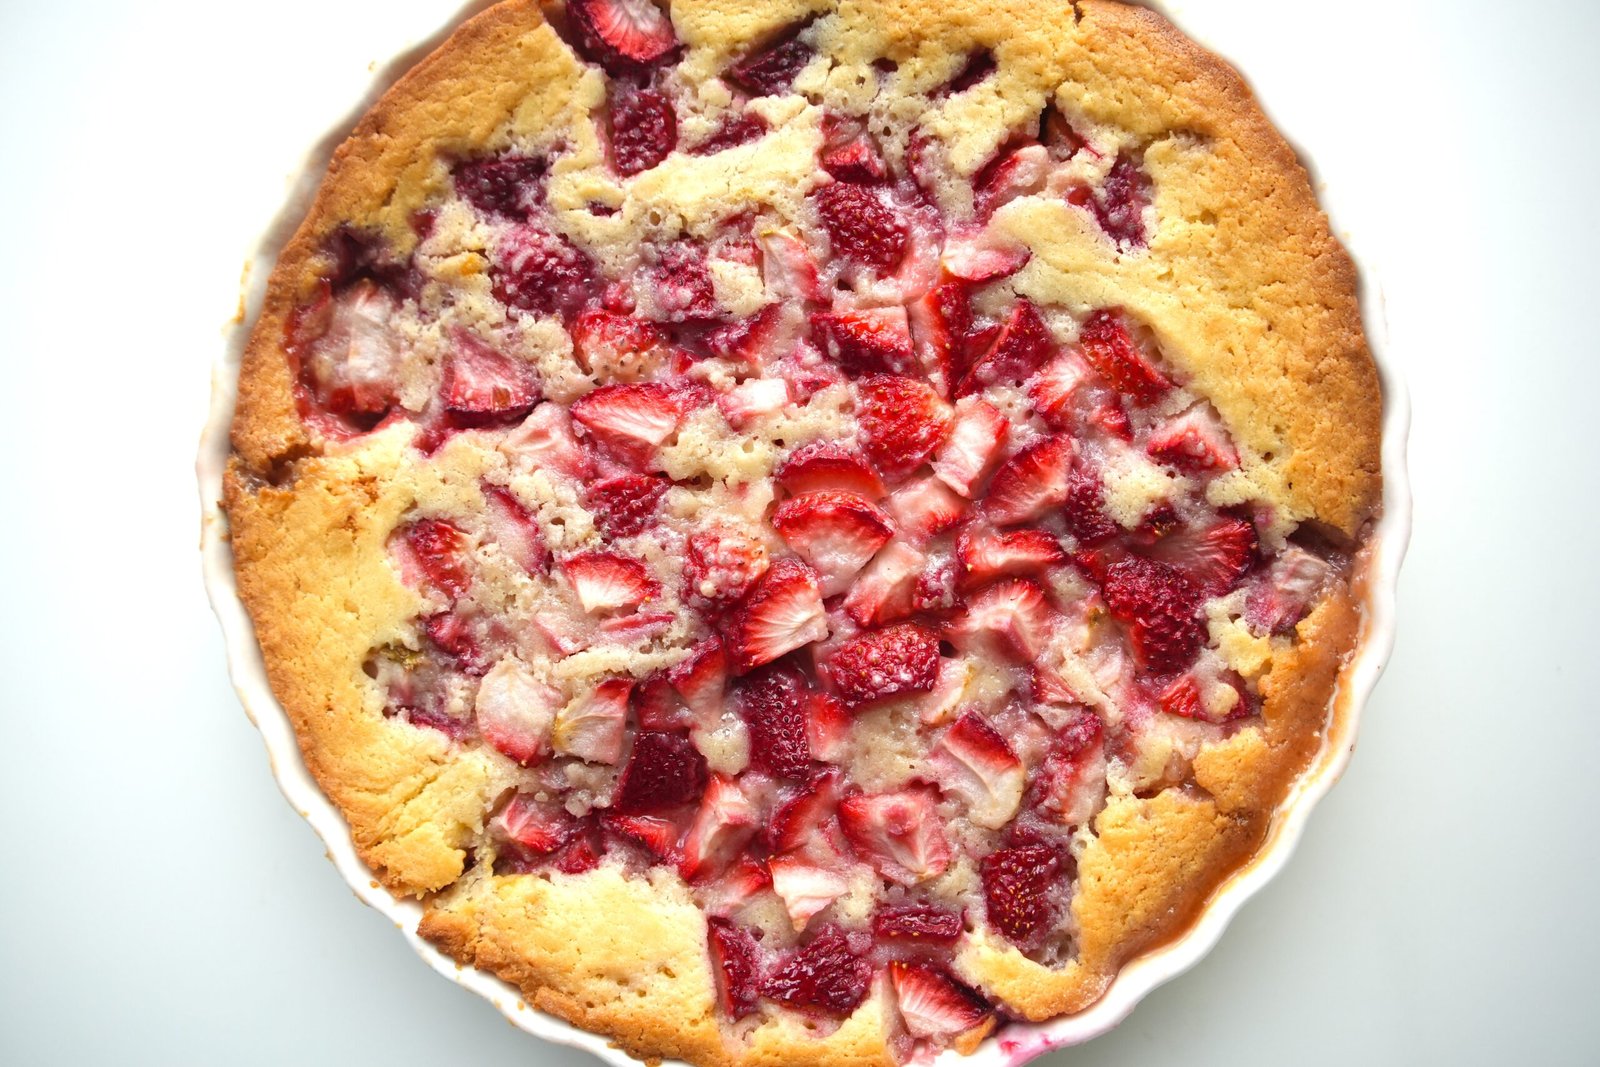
[197,4,1412,1062]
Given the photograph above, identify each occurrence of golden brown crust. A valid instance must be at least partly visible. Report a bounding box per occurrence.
[223,1,1384,1062]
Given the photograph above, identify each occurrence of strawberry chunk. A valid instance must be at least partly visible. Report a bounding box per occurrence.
[501,403,594,479]
[1077,308,1172,406]
[884,476,967,545]
[395,518,472,598]
[769,854,852,931]
[890,963,992,1041]
[932,712,1025,828]
[856,375,954,481]
[839,788,951,885]
[667,638,729,724]
[1062,468,1120,545]
[1147,404,1240,474]
[609,87,677,176]
[452,154,546,219]
[423,609,491,674]
[707,919,763,1019]
[707,305,787,369]
[551,677,633,764]
[956,526,1066,588]
[825,622,940,709]
[957,299,1053,397]
[649,242,720,322]
[684,525,770,609]
[561,551,660,614]
[570,382,684,457]
[1246,545,1334,635]
[690,111,769,155]
[679,774,760,879]
[614,731,708,813]
[293,280,403,424]
[973,142,1048,221]
[567,0,679,70]
[804,692,853,763]
[813,182,908,273]
[493,795,578,857]
[584,473,669,538]
[843,540,925,626]
[1068,150,1152,248]
[1101,556,1205,672]
[719,378,791,432]
[981,843,1063,946]
[981,434,1075,526]
[570,308,667,380]
[768,768,842,852]
[873,902,965,944]
[776,442,887,500]
[491,225,598,317]
[774,491,894,597]
[946,578,1059,662]
[734,663,815,778]
[1037,709,1106,828]
[763,925,872,1016]
[759,229,825,303]
[821,138,887,184]
[727,558,830,672]
[1145,515,1258,596]
[475,656,564,765]
[940,231,1031,283]
[932,397,1009,497]
[603,813,679,861]
[440,333,540,426]
[810,306,917,376]
[726,27,814,96]
[482,486,549,574]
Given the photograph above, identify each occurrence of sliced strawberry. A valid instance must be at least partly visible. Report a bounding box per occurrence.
[810,307,917,377]
[825,622,940,709]
[908,281,974,396]
[396,518,472,598]
[957,299,1053,397]
[804,692,853,763]
[912,553,960,615]
[603,812,678,861]
[1037,708,1106,828]
[1144,515,1258,596]
[1041,105,1090,161]
[475,656,563,765]
[931,397,1009,497]
[707,919,763,1019]
[769,853,852,930]
[690,111,769,155]
[759,229,825,303]
[702,857,774,919]
[946,578,1059,662]
[727,558,831,672]
[441,333,539,425]
[839,788,951,885]
[494,794,578,854]
[452,154,546,219]
[633,673,690,732]
[956,526,1066,588]
[762,925,872,1016]
[1246,545,1334,635]
[1068,150,1151,248]
[718,377,790,428]
[608,86,677,176]
[822,137,886,184]
[981,843,1063,946]
[423,610,491,674]
[768,768,842,852]
[561,551,660,614]
[776,442,887,500]
[772,490,894,597]
[734,663,814,778]
[501,403,594,479]
[584,474,668,539]
[726,27,814,96]
[1027,352,1090,427]
[667,638,728,724]
[981,434,1074,526]
[570,382,683,457]
[884,476,966,545]
[567,0,679,69]
[856,375,954,481]
[553,676,633,764]
[684,525,769,609]
[570,308,666,379]
[1101,556,1205,672]
[931,712,1025,828]
[974,142,1048,221]
[679,774,760,879]
[1156,674,1205,720]
[842,540,925,626]
[913,656,971,725]
[940,231,1031,283]
[890,963,992,1041]
[648,242,720,322]
[614,731,708,814]
[813,182,908,273]
[295,279,402,422]
[492,224,597,317]
[707,305,786,368]
[1076,308,1172,405]
[553,831,603,874]
[597,610,674,644]
[873,902,963,944]
[1147,404,1240,474]
[1062,468,1120,545]
[482,486,549,575]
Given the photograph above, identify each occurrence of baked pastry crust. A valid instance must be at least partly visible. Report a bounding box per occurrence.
[223,0,1382,1061]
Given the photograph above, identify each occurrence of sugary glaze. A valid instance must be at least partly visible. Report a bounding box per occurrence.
[222,2,1382,1063]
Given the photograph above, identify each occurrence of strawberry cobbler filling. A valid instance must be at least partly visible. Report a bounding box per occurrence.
[287,2,1346,1054]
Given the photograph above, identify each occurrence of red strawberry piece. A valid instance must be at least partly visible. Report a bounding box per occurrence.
[776,441,887,500]
[707,919,764,1019]
[911,656,971,725]
[452,154,546,219]
[684,525,770,609]
[1077,307,1172,405]
[825,622,940,709]
[707,304,786,368]
[1036,707,1106,827]
[396,518,472,598]
[940,231,1031,283]
[649,242,720,322]
[584,473,669,538]
[890,963,992,1041]
[614,730,708,814]
[734,663,815,778]
[679,774,760,879]
[1145,515,1258,596]
[981,843,1063,946]
[1068,150,1152,248]
[912,553,960,615]
[906,280,976,396]
[632,673,690,732]
[813,182,908,273]
[561,551,660,613]
[1156,674,1205,720]
[873,902,963,944]
[1031,665,1080,708]
[1027,352,1091,428]
[946,578,1059,661]
[609,87,677,176]
[1246,545,1334,635]
[552,676,633,764]
[292,280,404,425]
[570,382,684,456]
[839,787,951,885]
[932,397,1009,497]
[501,403,594,479]
[819,115,887,183]
[769,853,853,931]
[957,299,1053,397]
[773,490,895,596]
[973,142,1049,221]
[718,377,790,428]
[566,0,679,69]
[759,229,825,303]
[475,657,564,765]
[554,831,603,874]
[482,486,549,574]
[690,111,769,155]
[727,558,830,672]
[1041,105,1091,161]
[856,375,955,481]
[494,794,578,854]
[1062,468,1119,545]
[810,307,916,377]
[423,610,492,674]
[726,27,814,96]
[1101,555,1205,672]
[884,476,967,545]
[956,526,1066,589]
[491,225,598,317]
[932,712,1026,828]
[570,308,666,378]
[768,768,842,852]
[667,638,728,724]
[598,610,674,644]
[763,925,872,1016]
[603,812,678,861]
[804,692,853,763]
[981,434,1075,526]
[843,540,925,626]
[943,49,997,94]
[1147,404,1240,474]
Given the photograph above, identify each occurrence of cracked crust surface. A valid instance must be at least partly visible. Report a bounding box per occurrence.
[223,0,1382,1061]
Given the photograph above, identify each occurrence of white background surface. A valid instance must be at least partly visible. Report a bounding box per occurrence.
[2,0,1596,1063]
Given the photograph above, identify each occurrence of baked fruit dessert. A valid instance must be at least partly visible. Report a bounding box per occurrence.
[222,0,1382,1062]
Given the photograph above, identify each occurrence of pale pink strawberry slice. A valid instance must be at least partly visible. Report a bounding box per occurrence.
[1037,708,1106,828]
[908,281,974,397]
[931,712,1026,828]
[684,525,769,610]
[769,853,852,930]
[501,403,595,479]
[1246,545,1334,635]
[946,578,1060,662]
[856,375,955,481]
[820,113,887,183]
[1147,403,1240,474]
[423,610,492,674]
[561,551,660,614]
[912,657,971,725]
[940,230,1031,283]
[602,812,679,861]
[442,332,540,425]
[706,919,763,1019]
[776,442,887,500]
[1027,351,1091,427]
[957,299,1054,397]
[839,787,951,885]
[707,305,788,368]
[956,526,1066,588]
[1144,515,1258,596]
[633,673,691,733]
[811,307,917,376]
[842,540,925,626]
[911,552,960,615]
[567,0,679,69]
[1077,308,1172,405]
[884,475,967,545]
[759,229,825,303]
[493,794,578,854]
[475,656,564,765]
[679,774,760,879]
[804,692,853,763]
[772,491,894,597]
[614,730,708,814]
[873,902,964,944]
[482,486,549,574]
[597,611,674,644]
[551,677,631,765]
[570,382,684,457]
[296,279,402,421]
[931,397,1009,497]
[890,962,992,1041]
[395,518,472,598]
[973,142,1049,220]
[727,558,830,672]
[825,622,940,709]
[768,768,842,852]
[717,377,790,428]
[981,434,1075,526]
[667,638,728,724]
